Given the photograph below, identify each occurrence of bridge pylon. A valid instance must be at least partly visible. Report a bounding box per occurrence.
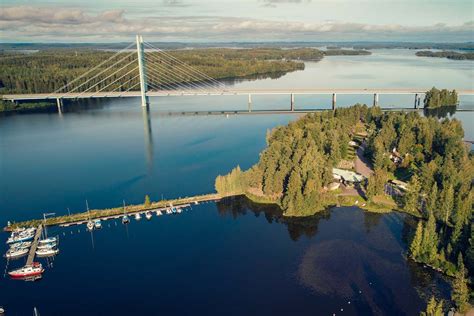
[136,35,149,107]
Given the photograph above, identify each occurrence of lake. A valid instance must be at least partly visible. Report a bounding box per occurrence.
[0,49,471,314]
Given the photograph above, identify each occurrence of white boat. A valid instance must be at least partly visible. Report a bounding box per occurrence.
[9,241,32,249]
[9,262,44,278]
[134,213,141,221]
[145,211,152,220]
[39,237,57,244]
[0,306,4,315]
[4,247,29,259]
[86,220,94,231]
[37,242,57,250]
[194,201,199,205]
[122,215,130,224]
[177,208,182,214]
[94,219,102,229]
[166,209,172,214]
[156,210,163,216]
[6,230,35,244]
[36,248,59,257]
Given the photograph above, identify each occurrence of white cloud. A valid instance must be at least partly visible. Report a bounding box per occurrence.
[0,5,472,42]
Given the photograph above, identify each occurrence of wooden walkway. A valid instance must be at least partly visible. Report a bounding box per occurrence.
[26,225,43,266]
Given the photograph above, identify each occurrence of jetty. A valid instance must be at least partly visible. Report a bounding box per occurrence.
[26,225,43,266]
[4,193,225,231]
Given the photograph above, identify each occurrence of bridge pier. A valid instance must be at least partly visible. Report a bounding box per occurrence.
[373,93,379,107]
[414,93,418,109]
[290,93,295,111]
[332,93,337,110]
[136,35,149,108]
[248,94,252,112]
[56,98,63,114]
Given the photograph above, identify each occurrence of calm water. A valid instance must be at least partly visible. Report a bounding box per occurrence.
[0,49,472,314]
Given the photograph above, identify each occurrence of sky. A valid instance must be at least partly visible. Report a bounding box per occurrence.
[1,0,473,43]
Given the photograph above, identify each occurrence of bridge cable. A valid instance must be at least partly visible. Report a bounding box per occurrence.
[143,41,225,89]
[73,57,138,98]
[89,66,140,97]
[144,53,220,92]
[48,42,135,97]
[60,51,137,97]
[144,50,222,92]
[145,58,213,93]
[145,69,199,93]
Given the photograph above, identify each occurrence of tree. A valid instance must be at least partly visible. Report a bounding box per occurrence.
[144,195,151,207]
[439,184,454,225]
[403,175,421,216]
[420,296,443,316]
[426,182,438,213]
[410,221,423,259]
[421,211,438,263]
[451,254,469,313]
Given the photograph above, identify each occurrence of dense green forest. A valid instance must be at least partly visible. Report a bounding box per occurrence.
[424,87,458,108]
[216,105,370,216]
[416,50,474,60]
[215,104,473,311]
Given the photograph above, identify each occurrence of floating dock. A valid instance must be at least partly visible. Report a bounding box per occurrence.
[26,225,43,266]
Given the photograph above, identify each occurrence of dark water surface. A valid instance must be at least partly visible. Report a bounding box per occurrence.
[0,50,471,314]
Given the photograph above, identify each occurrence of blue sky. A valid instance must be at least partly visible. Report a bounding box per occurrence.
[1,0,473,42]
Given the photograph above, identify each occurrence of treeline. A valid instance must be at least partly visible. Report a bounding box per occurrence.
[215,105,371,216]
[324,49,371,56]
[416,50,474,60]
[424,87,458,108]
[0,48,310,95]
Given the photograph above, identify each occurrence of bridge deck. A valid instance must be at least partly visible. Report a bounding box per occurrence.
[3,88,474,101]
[26,225,43,266]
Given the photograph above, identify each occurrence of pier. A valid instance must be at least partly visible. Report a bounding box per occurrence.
[26,225,43,266]
[4,194,224,231]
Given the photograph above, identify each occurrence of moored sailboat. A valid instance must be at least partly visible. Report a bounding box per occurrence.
[8,262,44,278]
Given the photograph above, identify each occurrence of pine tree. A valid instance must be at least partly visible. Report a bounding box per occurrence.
[410,221,423,259]
[144,195,151,207]
[403,175,421,215]
[421,211,438,262]
[440,184,454,225]
[451,254,469,313]
[420,296,443,316]
[426,182,438,213]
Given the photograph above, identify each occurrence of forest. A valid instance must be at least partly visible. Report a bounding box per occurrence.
[423,87,458,108]
[215,104,473,311]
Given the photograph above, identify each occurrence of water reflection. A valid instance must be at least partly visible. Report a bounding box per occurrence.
[215,196,330,241]
[423,105,457,119]
[142,106,154,172]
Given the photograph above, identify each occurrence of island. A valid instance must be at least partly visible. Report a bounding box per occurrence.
[416,50,474,60]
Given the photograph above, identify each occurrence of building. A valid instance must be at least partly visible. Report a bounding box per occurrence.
[332,168,366,184]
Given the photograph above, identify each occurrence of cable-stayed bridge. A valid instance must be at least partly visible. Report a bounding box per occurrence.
[3,35,474,114]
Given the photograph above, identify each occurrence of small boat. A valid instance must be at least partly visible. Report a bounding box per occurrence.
[39,237,57,244]
[194,201,199,205]
[171,207,177,214]
[134,213,141,221]
[9,241,32,249]
[9,262,44,278]
[94,219,102,229]
[156,210,163,216]
[166,209,172,215]
[122,215,130,224]
[4,247,29,259]
[177,208,182,214]
[86,221,94,231]
[0,306,4,315]
[145,211,152,220]
[6,232,35,244]
[36,248,59,257]
[37,242,57,250]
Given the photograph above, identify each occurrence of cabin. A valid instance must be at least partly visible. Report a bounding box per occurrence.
[389,179,409,191]
[332,168,366,185]
[389,147,403,164]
